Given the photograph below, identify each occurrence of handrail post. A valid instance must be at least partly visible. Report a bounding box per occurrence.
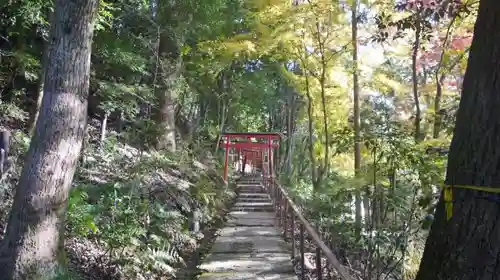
[316,247,322,280]
[300,223,305,280]
[269,181,355,280]
[283,200,288,240]
[277,190,282,227]
[291,208,295,258]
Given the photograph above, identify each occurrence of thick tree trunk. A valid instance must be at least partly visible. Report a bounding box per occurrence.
[0,0,98,278]
[154,27,180,152]
[416,2,500,279]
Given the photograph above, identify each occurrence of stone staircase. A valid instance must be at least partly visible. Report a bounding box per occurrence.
[232,183,274,212]
[198,177,297,280]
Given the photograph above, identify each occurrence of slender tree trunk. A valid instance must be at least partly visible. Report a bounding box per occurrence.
[304,73,317,189]
[433,75,445,138]
[432,20,453,140]
[317,43,329,184]
[412,19,422,142]
[214,99,227,153]
[29,38,50,136]
[0,0,98,278]
[197,92,207,129]
[318,68,329,183]
[100,111,109,146]
[433,47,468,139]
[286,93,295,176]
[416,2,500,279]
[117,111,124,134]
[351,0,362,240]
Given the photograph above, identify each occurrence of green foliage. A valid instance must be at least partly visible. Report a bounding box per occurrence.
[62,139,234,278]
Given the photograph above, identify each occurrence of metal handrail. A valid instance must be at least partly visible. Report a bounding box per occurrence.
[264,178,356,280]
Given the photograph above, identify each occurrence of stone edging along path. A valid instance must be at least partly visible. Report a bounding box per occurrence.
[174,180,239,280]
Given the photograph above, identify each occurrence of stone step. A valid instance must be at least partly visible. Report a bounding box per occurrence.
[210,235,290,254]
[227,211,276,219]
[232,202,274,212]
[237,183,262,186]
[226,212,276,227]
[237,184,264,188]
[231,207,274,213]
[199,252,296,280]
[238,193,270,200]
[236,197,272,203]
[237,182,263,185]
[226,217,276,227]
[237,192,268,197]
[217,226,282,238]
[198,271,297,280]
[234,201,273,207]
[237,195,271,199]
[238,188,267,194]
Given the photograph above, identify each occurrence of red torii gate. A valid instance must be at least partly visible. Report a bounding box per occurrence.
[220,132,282,183]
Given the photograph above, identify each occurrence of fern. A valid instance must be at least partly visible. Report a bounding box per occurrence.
[147,245,185,274]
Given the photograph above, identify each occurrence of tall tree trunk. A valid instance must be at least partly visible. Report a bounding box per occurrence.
[416,2,500,279]
[28,37,50,136]
[318,65,329,184]
[432,18,454,139]
[316,24,330,184]
[433,45,468,138]
[351,0,362,240]
[412,19,422,142]
[99,111,109,146]
[433,75,445,138]
[214,99,227,154]
[0,0,98,278]
[154,27,180,152]
[304,73,317,190]
[286,93,296,176]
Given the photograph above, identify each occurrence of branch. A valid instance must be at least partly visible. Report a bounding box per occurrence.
[435,13,459,80]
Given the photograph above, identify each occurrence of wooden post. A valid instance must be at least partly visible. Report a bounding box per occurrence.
[223,135,230,183]
[268,135,273,179]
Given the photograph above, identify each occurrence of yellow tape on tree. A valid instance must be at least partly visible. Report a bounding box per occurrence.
[443,185,500,220]
[443,185,453,220]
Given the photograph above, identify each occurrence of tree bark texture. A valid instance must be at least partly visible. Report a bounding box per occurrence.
[154,27,181,152]
[0,0,98,278]
[416,2,500,279]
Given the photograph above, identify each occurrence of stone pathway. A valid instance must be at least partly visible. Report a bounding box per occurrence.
[198,178,297,280]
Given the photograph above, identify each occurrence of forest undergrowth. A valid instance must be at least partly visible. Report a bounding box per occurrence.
[0,124,236,280]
